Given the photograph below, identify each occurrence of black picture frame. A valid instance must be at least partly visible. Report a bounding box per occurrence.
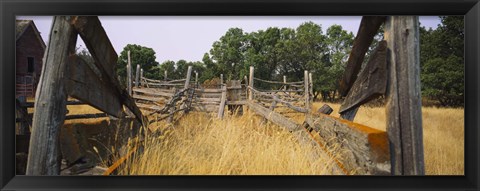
[1,0,478,190]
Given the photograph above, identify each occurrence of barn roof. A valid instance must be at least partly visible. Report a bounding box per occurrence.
[16,20,46,49]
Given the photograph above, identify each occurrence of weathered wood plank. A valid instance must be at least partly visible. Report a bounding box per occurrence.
[136,103,163,111]
[132,94,166,103]
[27,16,76,175]
[249,66,254,100]
[246,101,299,132]
[317,104,333,115]
[217,85,227,118]
[127,51,132,95]
[72,16,145,125]
[65,55,124,118]
[184,66,193,89]
[135,64,140,88]
[339,16,386,96]
[305,113,390,175]
[132,88,174,98]
[304,70,310,109]
[384,16,424,175]
[339,40,388,114]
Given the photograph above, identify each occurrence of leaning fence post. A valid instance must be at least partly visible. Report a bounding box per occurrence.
[304,70,310,110]
[184,66,193,89]
[249,66,254,100]
[385,16,424,175]
[26,16,77,175]
[135,64,140,88]
[127,50,132,96]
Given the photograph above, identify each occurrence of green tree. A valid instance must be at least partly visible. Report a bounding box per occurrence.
[210,28,247,80]
[323,25,354,101]
[420,16,464,107]
[117,44,160,86]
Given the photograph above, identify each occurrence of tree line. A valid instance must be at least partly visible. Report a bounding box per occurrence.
[83,16,463,107]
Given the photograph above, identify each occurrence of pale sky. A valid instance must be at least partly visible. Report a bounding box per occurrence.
[17,16,441,64]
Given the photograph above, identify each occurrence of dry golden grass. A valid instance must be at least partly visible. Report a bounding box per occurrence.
[119,111,341,175]
[311,102,464,175]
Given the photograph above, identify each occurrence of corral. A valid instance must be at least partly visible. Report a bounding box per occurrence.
[15,16,424,175]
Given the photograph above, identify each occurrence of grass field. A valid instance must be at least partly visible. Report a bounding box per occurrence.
[27,97,462,175]
[115,101,464,175]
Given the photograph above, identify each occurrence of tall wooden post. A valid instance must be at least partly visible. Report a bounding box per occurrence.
[127,50,132,95]
[26,16,77,175]
[164,70,168,81]
[249,66,254,100]
[304,70,310,110]
[184,66,193,89]
[195,71,198,87]
[140,68,143,87]
[309,72,313,102]
[135,64,140,88]
[385,16,424,175]
[220,74,224,85]
[283,75,287,91]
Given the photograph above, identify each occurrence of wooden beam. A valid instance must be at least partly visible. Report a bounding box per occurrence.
[384,16,424,175]
[249,66,254,100]
[339,40,388,122]
[305,113,390,175]
[304,70,310,110]
[127,51,132,95]
[217,85,227,119]
[309,72,313,102]
[339,16,386,97]
[135,64,140,88]
[184,66,193,89]
[27,16,76,175]
[247,101,299,132]
[65,55,125,118]
[140,68,144,87]
[283,75,287,91]
[72,16,145,125]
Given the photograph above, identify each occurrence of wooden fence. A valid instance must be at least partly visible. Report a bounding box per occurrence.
[244,16,424,175]
[19,15,423,176]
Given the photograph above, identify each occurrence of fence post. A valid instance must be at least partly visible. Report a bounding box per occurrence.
[283,75,287,91]
[384,16,424,175]
[164,70,168,81]
[26,16,77,175]
[195,71,198,88]
[140,68,143,87]
[309,72,313,102]
[304,70,310,110]
[135,64,140,88]
[184,66,193,89]
[249,66,254,100]
[220,74,224,85]
[127,50,132,96]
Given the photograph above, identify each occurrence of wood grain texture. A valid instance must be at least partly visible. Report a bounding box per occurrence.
[217,85,227,118]
[339,16,386,96]
[306,113,390,175]
[65,55,124,118]
[339,40,388,116]
[72,16,145,125]
[384,16,424,175]
[27,16,76,175]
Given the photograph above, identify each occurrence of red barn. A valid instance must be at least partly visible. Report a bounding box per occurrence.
[16,20,46,98]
